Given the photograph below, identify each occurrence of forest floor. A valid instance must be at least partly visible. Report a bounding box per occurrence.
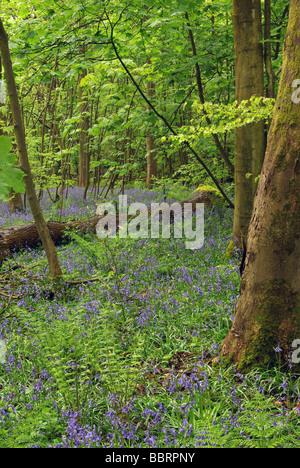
[0,186,300,448]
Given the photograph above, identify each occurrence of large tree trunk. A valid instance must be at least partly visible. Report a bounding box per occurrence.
[232,0,266,242]
[0,18,63,280]
[221,0,300,371]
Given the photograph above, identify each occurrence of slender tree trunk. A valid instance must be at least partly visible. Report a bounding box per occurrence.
[221,0,300,371]
[0,57,5,133]
[146,130,158,188]
[264,0,275,99]
[9,190,23,211]
[78,46,90,191]
[273,5,290,62]
[145,77,158,188]
[179,112,188,166]
[0,18,63,280]
[232,0,266,242]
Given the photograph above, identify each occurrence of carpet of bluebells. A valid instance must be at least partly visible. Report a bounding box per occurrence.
[0,186,300,448]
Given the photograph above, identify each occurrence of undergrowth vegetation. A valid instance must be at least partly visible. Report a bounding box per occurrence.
[0,187,300,448]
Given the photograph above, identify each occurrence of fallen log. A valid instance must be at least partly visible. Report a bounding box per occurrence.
[0,216,102,264]
[180,189,223,209]
[0,189,225,263]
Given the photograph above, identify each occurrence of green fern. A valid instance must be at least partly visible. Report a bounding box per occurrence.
[230,393,300,448]
[17,304,145,413]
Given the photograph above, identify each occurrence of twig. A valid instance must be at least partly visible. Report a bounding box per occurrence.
[0,294,13,317]
[0,312,17,321]
[0,291,23,299]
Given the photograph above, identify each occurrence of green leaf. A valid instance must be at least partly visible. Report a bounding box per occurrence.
[0,135,12,155]
[0,135,25,200]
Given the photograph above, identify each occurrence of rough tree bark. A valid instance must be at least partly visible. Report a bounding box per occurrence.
[232,0,266,242]
[0,18,63,280]
[221,0,300,371]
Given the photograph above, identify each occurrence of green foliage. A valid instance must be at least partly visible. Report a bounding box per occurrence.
[0,0,236,186]
[0,0,295,448]
[0,402,63,448]
[0,0,287,188]
[195,184,221,195]
[231,393,300,448]
[171,97,275,146]
[0,136,25,200]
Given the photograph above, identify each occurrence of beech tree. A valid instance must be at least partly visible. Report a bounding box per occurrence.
[221,0,300,370]
[232,0,265,242]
